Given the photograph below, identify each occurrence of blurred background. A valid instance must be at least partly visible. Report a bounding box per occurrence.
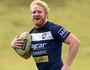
[0,0,90,70]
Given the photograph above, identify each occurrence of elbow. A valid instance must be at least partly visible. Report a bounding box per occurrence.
[72,39,80,51]
[77,39,80,48]
[71,39,80,49]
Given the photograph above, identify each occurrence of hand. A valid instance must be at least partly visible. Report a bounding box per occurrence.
[61,64,71,70]
[11,35,25,49]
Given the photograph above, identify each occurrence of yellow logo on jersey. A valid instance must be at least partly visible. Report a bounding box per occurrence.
[34,56,49,63]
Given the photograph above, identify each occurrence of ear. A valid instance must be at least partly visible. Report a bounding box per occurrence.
[45,12,48,19]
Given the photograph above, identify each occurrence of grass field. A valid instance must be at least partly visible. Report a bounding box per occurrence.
[0,0,90,70]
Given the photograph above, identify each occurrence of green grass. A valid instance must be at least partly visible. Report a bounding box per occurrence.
[0,0,90,70]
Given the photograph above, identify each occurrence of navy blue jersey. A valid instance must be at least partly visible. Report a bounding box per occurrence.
[30,21,70,70]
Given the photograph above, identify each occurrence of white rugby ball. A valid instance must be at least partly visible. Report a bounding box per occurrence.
[15,32,31,56]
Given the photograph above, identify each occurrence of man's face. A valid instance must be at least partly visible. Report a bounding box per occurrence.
[31,5,47,27]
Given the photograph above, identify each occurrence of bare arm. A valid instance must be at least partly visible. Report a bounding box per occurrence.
[61,33,80,70]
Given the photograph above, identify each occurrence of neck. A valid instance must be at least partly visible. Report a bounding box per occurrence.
[35,19,48,28]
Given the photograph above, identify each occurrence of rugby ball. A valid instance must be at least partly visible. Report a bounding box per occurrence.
[15,32,32,56]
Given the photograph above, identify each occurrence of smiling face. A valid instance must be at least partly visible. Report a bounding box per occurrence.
[31,4,48,27]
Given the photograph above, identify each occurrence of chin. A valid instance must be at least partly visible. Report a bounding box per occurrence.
[35,23,42,27]
[33,19,45,26]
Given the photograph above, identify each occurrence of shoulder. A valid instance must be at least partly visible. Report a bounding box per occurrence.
[45,21,62,31]
[45,21,63,38]
[29,27,36,34]
[46,21,71,41]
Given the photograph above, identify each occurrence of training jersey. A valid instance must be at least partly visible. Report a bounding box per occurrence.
[30,21,71,70]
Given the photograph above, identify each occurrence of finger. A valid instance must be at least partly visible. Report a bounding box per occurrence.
[14,40,24,44]
[15,45,22,48]
[15,43,24,46]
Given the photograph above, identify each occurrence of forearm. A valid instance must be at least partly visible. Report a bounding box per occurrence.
[64,33,80,66]
[61,44,79,70]
[62,33,80,70]
[65,43,79,66]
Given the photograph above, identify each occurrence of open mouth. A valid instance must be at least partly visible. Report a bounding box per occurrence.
[34,16,40,20]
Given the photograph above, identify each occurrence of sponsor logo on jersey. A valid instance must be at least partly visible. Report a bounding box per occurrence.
[31,43,48,56]
[42,33,47,39]
[31,31,54,41]
[32,43,47,50]
[58,28,69,38]
[34,55,49,63]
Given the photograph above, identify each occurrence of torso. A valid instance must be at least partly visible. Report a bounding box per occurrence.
[30,21,70,70]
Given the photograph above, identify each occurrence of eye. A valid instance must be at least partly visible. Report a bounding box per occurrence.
[31,10,43,14]
[37,11,42,14]
[32,11,36,14]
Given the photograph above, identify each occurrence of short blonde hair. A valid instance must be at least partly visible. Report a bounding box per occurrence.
[30,0,49,13]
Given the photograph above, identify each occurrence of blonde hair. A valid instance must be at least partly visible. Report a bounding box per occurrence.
[30,0,49,13]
